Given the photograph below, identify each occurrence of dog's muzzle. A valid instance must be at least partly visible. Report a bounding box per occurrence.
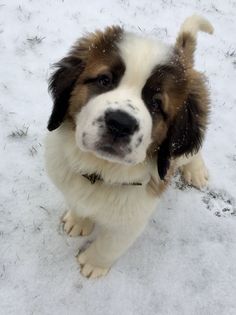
[95,109,139,158]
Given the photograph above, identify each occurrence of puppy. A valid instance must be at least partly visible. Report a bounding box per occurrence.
[45,15,213,278]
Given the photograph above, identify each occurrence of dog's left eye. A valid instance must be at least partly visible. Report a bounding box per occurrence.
[149,93,167,119]
[97,74,113,88]
[151,93,162,111]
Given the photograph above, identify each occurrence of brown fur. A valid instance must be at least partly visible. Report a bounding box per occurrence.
[48,25,209,181]
[147,61,209,151]
[143,44,209,179]
[144,52,189,156]
[69,26,124,113]
[48,26,124,131]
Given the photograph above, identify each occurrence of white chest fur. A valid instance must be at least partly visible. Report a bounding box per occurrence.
[44,124,159,228]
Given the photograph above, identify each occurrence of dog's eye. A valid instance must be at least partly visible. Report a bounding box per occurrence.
[97,74,113,88]
[151,93,162,111]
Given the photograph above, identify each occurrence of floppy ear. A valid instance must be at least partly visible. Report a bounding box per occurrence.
[157,86,209,180]
[157,15,213,179]
[47,56,84,131]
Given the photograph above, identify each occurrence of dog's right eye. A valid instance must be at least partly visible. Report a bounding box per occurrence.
[96,74,113,88]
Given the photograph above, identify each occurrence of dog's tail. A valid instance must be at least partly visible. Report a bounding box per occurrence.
[175,15,214,67]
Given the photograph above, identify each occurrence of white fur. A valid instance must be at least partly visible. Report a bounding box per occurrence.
[76,87,153,165]
[45,124,208,278]
[45,22,210,278]
[76,33,172,165]
[45,126,158,277]
[179,14,214,37]
[45,124,156,219]
[62,210,94,237]
[177,152,209,189]
[118,33,172,90]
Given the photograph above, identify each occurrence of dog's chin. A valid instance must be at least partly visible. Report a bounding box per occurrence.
[95,150,135,165]
[78,142,139,166]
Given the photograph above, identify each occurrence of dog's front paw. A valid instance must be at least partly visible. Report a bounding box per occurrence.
[62,211,94,237]
[182,160,209,189]
[77,250,109,279]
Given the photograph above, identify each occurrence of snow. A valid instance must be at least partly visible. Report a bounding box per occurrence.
[1,0,236,314]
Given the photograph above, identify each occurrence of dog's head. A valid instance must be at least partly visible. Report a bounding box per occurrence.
[48,15,213,179]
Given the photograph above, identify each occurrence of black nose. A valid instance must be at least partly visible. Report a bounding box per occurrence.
[105,110,138,137]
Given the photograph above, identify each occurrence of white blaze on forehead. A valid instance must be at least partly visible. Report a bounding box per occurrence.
[75,33,173,166]
[118,33,172,90]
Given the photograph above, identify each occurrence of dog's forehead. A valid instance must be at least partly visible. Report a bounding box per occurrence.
[117,33,173,90]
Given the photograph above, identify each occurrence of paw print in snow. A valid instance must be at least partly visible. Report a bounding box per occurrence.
[202,189,236,218]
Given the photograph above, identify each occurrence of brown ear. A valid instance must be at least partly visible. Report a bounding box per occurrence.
[47,56,84,131]
[157,16,213,179]
[157,79,209,180]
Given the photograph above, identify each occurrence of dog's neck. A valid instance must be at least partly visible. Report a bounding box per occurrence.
[81,172,144,186]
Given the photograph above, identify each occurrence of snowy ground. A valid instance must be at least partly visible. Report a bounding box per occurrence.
[1,0,236,314]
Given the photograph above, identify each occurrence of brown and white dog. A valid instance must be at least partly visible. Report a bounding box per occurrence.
[45,15,213,278]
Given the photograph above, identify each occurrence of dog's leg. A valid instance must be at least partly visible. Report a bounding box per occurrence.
[62,210,94,237]
[177,151,209,189]
[77,223,146,278]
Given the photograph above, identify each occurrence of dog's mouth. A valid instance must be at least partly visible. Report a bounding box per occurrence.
[77,122,143,165]
[79,132,134,164]
[98,144,120,155]
[94,138,133,164]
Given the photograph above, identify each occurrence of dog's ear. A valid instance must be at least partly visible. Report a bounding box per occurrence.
[157,84,209,180]
[157,15,213,179]
[47,56,84,131]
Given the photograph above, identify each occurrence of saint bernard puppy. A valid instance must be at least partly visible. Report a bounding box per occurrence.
[45,15,213,278]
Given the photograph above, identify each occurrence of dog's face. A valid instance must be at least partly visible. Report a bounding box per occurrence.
[74,32,175,166]
[48,26,209,179]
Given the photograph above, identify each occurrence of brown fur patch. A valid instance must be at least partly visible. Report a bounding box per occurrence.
[48,26,125,131]
[68,27,125,120]
[143,52,188,155]
[71,26,123,62]
[142,49,209,179]
[158,67,209,179]
[69,58,125,118]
